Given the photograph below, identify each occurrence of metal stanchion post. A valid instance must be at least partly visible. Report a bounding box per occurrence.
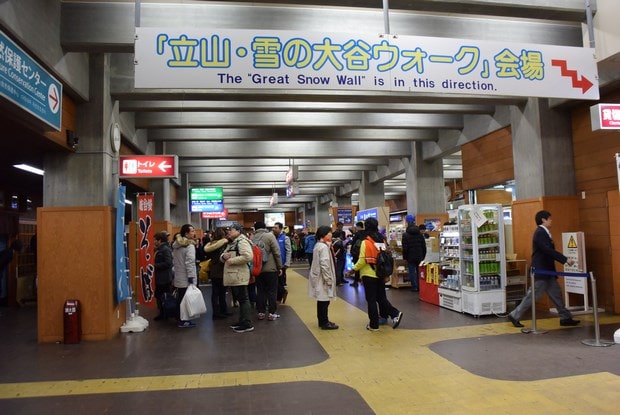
[522,267,548,334]
[582,272,614,347]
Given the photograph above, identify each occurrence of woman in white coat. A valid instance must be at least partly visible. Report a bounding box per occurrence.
[308,225,338,330]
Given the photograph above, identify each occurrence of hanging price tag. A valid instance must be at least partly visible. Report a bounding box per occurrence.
[471,206,487,229]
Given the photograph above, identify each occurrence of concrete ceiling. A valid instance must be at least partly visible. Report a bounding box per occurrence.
[59,0,592,212]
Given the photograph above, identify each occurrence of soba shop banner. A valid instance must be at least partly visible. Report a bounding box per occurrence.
[135,27,599,100]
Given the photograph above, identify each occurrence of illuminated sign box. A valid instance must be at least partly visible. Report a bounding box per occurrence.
[190,187,224,213]
[119,155,179,178]
[590,103,620,130]
[202,208,228,219]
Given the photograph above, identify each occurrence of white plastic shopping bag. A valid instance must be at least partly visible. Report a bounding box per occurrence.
[180,284,207,320]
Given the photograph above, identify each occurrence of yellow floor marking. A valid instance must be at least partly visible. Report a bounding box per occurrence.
[1,270,619,415]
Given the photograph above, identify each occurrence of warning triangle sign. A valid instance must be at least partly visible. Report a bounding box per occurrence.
[567,235,578,248]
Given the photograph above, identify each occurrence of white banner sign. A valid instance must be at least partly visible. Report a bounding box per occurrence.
[135,28,599,100]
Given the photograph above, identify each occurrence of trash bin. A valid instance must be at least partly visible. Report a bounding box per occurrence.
[63,299,81,344]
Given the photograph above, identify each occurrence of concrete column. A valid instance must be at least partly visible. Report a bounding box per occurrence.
[336,195,350,206]
[405,142,445,215]
[43,54,117,207]
[152,142,171,222]
[511,98,575,199]
[150,178,171,222]
[170,173,191,226]
[316,201,331,228]
[358,171,385,211]
[304,202,316,230]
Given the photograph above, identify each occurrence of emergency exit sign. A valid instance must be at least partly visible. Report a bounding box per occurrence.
[119,155,178,178]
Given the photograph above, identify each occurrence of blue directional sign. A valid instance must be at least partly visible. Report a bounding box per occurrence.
[0,30,62,131]
[357,208,378,221]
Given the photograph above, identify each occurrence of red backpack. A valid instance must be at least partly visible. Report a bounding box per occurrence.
[234,238,263,278]
[249,241,263,278]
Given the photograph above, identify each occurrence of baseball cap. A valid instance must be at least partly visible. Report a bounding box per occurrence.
[226,223,243,232]
[155,230,170,241]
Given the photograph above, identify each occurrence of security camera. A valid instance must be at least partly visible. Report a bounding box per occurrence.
[66,130,79,150]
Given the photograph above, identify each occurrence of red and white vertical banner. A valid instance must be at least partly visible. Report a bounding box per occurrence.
[137,193,156,307]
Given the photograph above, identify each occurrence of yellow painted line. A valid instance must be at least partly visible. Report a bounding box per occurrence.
[1,270,619,415]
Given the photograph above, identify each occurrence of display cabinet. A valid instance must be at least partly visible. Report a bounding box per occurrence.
[438,224,462,311]
[505,259,527,305]
[458,204,506,316]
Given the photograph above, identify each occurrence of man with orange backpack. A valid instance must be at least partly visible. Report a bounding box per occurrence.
[351,217,403,332]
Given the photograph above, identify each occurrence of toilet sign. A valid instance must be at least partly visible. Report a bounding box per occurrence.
[119,155,179,179]
[562,232,589,311]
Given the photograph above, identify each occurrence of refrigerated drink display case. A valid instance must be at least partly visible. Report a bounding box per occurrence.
[458,204,506,316]
[438,224,462,312]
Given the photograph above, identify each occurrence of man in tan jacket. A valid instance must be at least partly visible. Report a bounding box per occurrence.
[221,224,254,333]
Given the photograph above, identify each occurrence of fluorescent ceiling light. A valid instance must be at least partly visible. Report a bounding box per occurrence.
[125,199,133,205]
[14,164,44,176]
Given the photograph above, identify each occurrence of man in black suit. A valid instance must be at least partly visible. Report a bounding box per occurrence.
[507,210,580,328]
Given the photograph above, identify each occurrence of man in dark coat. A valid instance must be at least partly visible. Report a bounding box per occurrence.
[401,215,427,292]
[507,210,580,328]
[153,231,174,320]
[0,236,22,307]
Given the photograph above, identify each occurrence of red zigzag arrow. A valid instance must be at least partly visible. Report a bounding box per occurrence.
[551,59,593,94]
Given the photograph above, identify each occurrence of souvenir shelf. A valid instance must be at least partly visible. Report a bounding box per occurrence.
[438,224,462,312]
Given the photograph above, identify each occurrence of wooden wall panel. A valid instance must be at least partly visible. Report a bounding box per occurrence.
[37,207,121,343]
[476,189,513,205]
[285,212,296,227]
[610,191,620,313]
[572,89,620,312]
[386,195,406,212]
[512,196,579,310]
[462,127,514,190]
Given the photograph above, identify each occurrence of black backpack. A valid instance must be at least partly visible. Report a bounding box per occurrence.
[350,237,363,259]
[374,248,394,279]
[364,235,393,279]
